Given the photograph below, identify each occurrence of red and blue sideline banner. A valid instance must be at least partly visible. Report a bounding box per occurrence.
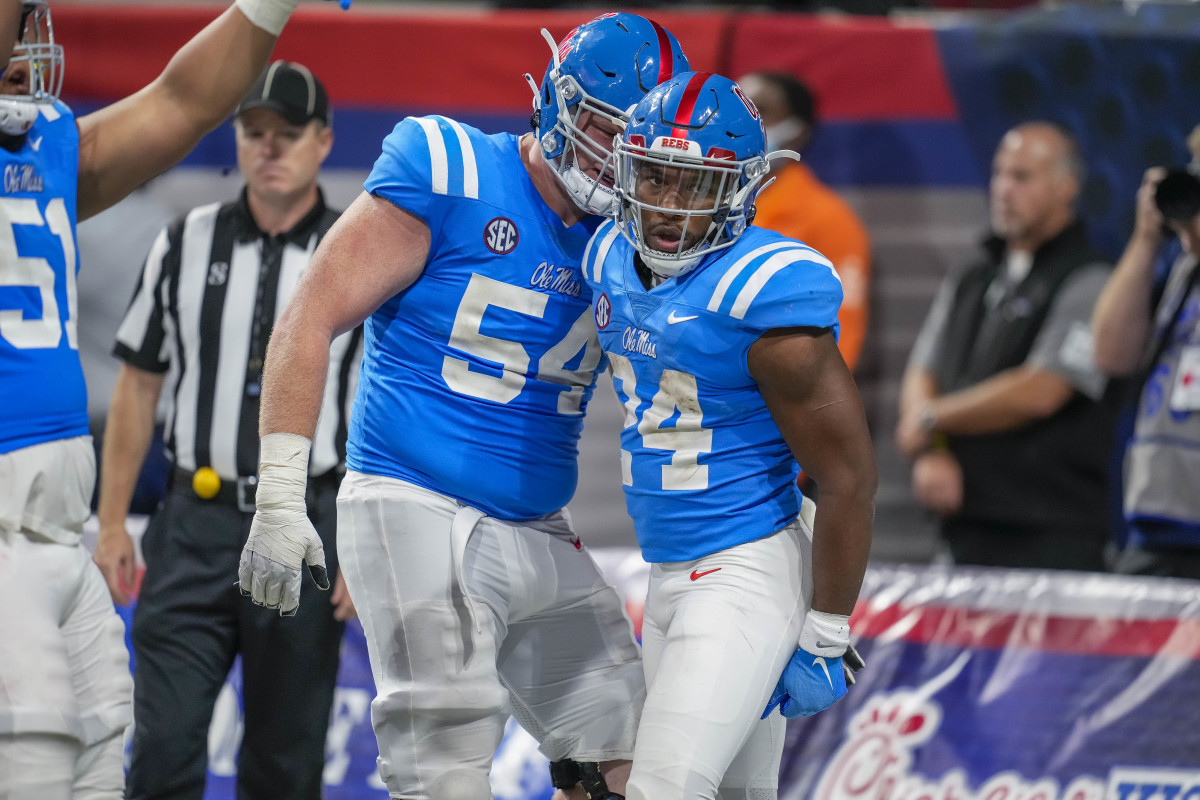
[111,545,1197,799]
[782,563,1200,800]
[51,5,976,186]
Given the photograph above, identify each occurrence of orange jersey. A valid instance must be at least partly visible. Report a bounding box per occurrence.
[752,161,872,370]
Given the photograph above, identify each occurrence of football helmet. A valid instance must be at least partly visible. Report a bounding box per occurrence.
[0,1,63,136]
[527,13,689,216]
[613,71,796,279]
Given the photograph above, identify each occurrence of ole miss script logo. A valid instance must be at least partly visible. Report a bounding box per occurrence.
[484,217,519,254]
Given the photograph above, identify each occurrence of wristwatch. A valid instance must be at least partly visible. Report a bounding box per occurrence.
[918,406,938,434]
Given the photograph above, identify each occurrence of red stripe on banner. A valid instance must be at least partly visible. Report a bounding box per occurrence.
[52,6,731,112]
[670,71,711,140]
[851,602,1200,659]
[725,15,959,121]
[648,18,674,86]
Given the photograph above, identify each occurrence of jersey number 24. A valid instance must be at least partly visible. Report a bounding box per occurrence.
[609,352,713,491]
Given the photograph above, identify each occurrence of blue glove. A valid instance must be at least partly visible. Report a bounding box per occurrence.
[762,608,853,718]
[762,648,847,718]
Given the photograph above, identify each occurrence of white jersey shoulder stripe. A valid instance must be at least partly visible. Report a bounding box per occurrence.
[581,220,604,281]
[588,221,623,283]
[414,116,450,196]
[729,247,838,320]
[437,116,479,200]
[706,242,798,313]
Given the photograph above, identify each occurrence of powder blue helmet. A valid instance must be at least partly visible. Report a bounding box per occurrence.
[0,1,64,136]
[614,71,787,278]
[528,13,689,216]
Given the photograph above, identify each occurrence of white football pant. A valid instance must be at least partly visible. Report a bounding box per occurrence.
[628,512,813,800]
[337,472,645,800]
[0,436,132,799]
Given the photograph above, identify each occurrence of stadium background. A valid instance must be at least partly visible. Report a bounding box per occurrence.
[61,3,1200,797]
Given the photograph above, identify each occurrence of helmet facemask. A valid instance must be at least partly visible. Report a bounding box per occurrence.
[615,135,771,279]
[0,1,63,136]
[527,28,627,216]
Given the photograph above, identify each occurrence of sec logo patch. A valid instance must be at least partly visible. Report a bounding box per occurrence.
[595,292,612,329]
[484,217,519,254]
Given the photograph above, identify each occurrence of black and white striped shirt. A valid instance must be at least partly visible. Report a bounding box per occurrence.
[114,188,361,479]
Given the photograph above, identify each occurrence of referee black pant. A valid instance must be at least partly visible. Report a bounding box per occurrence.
[127,476,344,800]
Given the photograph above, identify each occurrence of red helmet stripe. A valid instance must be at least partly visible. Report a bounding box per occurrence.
[648,19,674,86]
[670,71,712,140]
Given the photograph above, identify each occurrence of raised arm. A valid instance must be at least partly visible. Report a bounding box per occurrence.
[1092,167,1167,376]
[0,0,20,68]
[76,0,305,221]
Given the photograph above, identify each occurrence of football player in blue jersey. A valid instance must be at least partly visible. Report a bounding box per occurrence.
[0,0,343,795]
[580,71,877,799]
[237,13,688,800]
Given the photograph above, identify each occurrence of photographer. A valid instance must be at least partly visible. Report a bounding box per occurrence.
[1092,158,1200,579]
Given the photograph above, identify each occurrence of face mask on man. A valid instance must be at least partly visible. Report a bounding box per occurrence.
[764,117,806,155]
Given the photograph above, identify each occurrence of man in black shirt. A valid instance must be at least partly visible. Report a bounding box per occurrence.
[896,122,1119,571]
[94,62,359,800]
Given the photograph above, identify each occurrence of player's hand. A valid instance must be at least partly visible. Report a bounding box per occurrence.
[1133,166,1167,243]
[842,641,866,686]
[331,570,357,621]
[239,504,328,615]
[762,647,848,718]
[94,523,138,606]
[237,433,327,615]
[763,608,852,718]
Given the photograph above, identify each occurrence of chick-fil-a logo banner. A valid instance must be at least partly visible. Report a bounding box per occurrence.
[779,564,1200,800]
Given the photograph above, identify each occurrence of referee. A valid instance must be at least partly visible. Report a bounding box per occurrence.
[93,62,360,800]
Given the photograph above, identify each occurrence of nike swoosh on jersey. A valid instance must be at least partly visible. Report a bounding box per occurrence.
[29,136,41,152]
[690,567,722,580]
[667,311,699,324]
[812,656,833,687]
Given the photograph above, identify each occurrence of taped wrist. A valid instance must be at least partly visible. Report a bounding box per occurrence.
[799,608,851,659]
[234,0,301,36]
[257,432,311,512]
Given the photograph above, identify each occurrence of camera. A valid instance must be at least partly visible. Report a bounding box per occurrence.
[1154,167,1200,223]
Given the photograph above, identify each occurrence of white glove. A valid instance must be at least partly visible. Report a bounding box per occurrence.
[799,608,866,685]
[238,433,328,615]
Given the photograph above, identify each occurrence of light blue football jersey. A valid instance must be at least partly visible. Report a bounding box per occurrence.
[581,221,843,562]
[349,116,606,520]
[0,103,87,455]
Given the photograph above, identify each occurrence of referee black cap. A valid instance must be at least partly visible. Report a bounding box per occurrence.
[236,61,330,127]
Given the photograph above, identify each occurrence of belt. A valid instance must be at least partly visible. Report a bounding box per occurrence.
[172,466,341,513]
